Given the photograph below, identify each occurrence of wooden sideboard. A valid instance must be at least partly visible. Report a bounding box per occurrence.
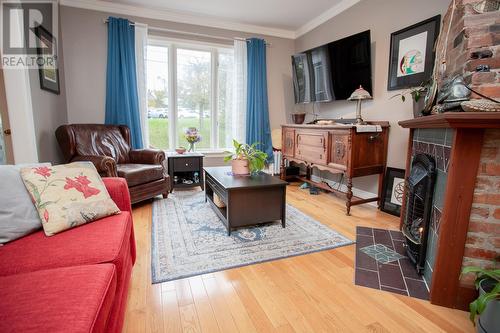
[280,122,389,215]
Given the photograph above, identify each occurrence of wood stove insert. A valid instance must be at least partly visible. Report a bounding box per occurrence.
[402,154,436,274]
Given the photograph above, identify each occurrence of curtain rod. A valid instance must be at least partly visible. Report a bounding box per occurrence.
[103,19,271,46]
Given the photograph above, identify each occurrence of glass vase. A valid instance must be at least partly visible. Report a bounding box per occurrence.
[188,142,195,152]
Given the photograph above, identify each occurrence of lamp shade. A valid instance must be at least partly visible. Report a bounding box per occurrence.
[348,85,372,101]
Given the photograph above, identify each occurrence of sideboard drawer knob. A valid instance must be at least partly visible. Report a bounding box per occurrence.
[185,163,189,166]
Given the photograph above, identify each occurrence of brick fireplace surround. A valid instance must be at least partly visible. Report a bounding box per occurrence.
[398,0,499,310]
[400,115,500,310]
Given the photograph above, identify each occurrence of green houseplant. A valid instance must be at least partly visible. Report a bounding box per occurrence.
[391,81,433,118]
[224,140,268,175]
[461,266,500,332]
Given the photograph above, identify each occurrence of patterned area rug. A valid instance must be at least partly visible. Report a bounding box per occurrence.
[151,190,353,283]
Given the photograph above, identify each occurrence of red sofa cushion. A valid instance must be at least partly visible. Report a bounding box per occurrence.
[0,211,135,333]
[0,177,135,333]
[0,264,116,333]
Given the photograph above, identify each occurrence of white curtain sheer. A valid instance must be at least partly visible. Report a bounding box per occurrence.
[232,39,247,144]
[135,23,149,148]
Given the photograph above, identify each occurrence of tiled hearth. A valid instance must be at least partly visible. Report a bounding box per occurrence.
[355,227,429,300]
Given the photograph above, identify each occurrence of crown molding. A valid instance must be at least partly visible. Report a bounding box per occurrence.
[59,0,296,39]
[59,0,361,40]
[295,0,362,38]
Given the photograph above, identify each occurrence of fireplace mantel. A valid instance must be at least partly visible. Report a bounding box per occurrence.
[399,112,500,129]
[399,113,500,310]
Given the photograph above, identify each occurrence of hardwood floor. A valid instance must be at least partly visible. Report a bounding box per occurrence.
[122,183,473,333]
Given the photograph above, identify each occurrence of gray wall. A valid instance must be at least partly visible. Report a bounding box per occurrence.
[295,0,449,195]
[29,12,68,163]
[60,6,295,133]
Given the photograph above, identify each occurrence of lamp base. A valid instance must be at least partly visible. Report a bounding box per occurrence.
[355,118,367,125]
[355,100,366,125]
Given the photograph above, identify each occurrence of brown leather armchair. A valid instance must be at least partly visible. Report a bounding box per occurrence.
[55,124,170,204]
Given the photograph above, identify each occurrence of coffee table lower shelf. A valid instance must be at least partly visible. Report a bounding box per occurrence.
[204,167,287,236]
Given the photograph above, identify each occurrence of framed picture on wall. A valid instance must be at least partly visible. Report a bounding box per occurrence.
[34,25,60,94]
[381,167,406,217]
[387,15,441,91]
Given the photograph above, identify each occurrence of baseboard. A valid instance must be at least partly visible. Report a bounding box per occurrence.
[310,175,378,207]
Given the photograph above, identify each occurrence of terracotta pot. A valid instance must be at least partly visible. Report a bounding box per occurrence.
[231,159,249,175]
[292,113,306,124]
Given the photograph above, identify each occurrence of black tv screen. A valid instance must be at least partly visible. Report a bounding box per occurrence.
[292,30,372,103]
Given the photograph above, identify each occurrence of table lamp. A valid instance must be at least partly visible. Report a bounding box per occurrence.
[348,85,372,124]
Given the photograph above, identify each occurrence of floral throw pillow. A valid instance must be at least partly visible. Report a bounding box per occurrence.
[20,162,120,236]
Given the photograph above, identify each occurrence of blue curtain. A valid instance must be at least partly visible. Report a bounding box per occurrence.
[105,17,143,149]
[246,38,273,162]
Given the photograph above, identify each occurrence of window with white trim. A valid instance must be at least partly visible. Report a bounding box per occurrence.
[146,38,234,151]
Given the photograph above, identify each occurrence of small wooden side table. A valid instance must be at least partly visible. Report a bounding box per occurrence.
[166,152,204,192]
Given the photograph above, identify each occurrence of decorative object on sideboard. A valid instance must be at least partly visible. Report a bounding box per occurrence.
[388,15,441,91]
[175,147,186,154]
[401,154,436,275]
[461,265,500,333]
[380,167,406,217]
[224,139,268,175]
[291,112,306,124]
[347,85,372,125]
[461,99,500,112]
[34,25,60,94]
[184,127,201,152]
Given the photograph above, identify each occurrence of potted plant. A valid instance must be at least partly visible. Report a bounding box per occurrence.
[224,140,268,175]
[391,81,433,118]
[461,266,500,333]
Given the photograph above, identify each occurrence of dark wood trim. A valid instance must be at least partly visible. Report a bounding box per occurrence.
[456,283,478,311]
[399,113,500,129]
[429,128,485,309]
[400,129,414,230]
[0,67,14,164]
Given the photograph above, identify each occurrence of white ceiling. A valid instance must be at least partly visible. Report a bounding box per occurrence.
[106,0,343,31]
[61,0,362,38]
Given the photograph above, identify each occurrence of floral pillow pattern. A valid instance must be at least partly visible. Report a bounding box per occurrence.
[20,162,120,236]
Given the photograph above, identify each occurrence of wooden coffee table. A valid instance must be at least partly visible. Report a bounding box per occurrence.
[204,166,287,236]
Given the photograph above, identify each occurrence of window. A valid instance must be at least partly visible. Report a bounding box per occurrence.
[146,39,234,151]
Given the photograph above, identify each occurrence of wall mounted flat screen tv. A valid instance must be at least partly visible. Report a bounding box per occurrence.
[292,30,372,103]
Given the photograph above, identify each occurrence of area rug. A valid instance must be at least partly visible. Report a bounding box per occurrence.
[151,190,353,283]
[354,226,429,300]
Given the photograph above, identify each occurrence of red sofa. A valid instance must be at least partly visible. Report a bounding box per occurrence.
[0,178,136,333]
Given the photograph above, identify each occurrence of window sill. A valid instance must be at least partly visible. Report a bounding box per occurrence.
[164,150,228,158]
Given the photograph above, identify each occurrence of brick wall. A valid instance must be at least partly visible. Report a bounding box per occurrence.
[438,0,500,98]
[461,129,500,284]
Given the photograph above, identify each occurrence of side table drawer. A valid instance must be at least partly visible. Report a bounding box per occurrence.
[173,157,200,172]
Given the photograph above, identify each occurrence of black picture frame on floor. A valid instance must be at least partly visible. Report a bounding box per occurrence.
[381,167,406,217]
[387,15,441,91]
[34,25,60,95]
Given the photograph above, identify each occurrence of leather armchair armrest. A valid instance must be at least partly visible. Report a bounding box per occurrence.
[71,155,118,177]
[129,149,165,165]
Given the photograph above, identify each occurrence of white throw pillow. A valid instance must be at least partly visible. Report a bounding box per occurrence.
[0,163,51,245]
